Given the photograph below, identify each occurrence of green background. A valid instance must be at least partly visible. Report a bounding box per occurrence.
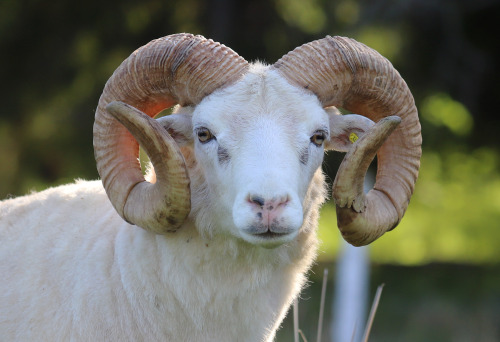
[1,0,499,340]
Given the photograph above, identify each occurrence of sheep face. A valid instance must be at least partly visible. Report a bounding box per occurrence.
[160,65,329,248]
[97,34,420,246]
[98,34,421,246]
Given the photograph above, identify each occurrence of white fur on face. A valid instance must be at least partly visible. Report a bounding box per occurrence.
[191,64,329,247]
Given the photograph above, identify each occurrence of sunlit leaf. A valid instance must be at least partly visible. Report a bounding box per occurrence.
[275,0,326,34]
[421,93,473,136]
[355,26,403,61]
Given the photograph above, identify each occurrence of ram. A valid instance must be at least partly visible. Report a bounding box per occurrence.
[0,34,421,341]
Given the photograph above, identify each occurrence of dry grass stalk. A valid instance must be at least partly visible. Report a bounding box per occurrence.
[361,283,385,342]
[293,269,385,342]
[316,268,329,342]
[294,298,300,342]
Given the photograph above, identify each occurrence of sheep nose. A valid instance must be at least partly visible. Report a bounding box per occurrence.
[248,194,289,225]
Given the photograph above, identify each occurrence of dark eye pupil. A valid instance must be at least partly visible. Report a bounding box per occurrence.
[311,132,325,146]
[197,128,214,143]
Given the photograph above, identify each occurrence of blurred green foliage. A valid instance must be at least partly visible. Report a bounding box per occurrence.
[421,93,474,136]
[318,86,500,264]
[1,0,499,266]
[319,146,500,265]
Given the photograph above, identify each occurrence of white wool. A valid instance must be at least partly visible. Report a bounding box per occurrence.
[0,63,370,341]
[0,176,324,341]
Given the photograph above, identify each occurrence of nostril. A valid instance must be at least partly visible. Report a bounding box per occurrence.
[247,194,290,210]
[278,195,290,207]
[249,195,265,207]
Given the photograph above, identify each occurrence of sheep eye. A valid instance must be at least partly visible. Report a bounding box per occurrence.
[196,127,215,143]
[310,131,326,147]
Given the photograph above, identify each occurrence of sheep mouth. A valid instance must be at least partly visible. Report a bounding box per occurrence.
[254,231,290,239]
[241,225,298,248]
[244,224,294,238]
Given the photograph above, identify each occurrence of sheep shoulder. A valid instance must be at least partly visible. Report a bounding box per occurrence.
[0,180,129,339]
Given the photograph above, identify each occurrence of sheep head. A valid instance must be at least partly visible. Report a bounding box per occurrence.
[94,34,421,247]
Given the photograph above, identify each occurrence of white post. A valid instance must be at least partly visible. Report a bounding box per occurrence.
[330,243,369,342]
[330,173,373,342]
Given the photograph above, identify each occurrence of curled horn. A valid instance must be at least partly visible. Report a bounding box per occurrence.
[274,36,422,246]
[94,34,249,234]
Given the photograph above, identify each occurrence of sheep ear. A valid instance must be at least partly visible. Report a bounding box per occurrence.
[156,113,193,146]
[325,107,375,152]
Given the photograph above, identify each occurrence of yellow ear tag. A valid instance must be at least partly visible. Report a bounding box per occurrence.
[349,132,359,143]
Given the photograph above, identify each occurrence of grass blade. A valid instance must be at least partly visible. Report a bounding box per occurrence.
[294,298,299,342]
[350,322,357,342]
[316,268,328,342]
[361,284,385,342]
[299,329,309,342]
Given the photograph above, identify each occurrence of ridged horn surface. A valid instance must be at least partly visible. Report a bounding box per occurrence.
[94,33,249,233]
[274,36,422,246]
